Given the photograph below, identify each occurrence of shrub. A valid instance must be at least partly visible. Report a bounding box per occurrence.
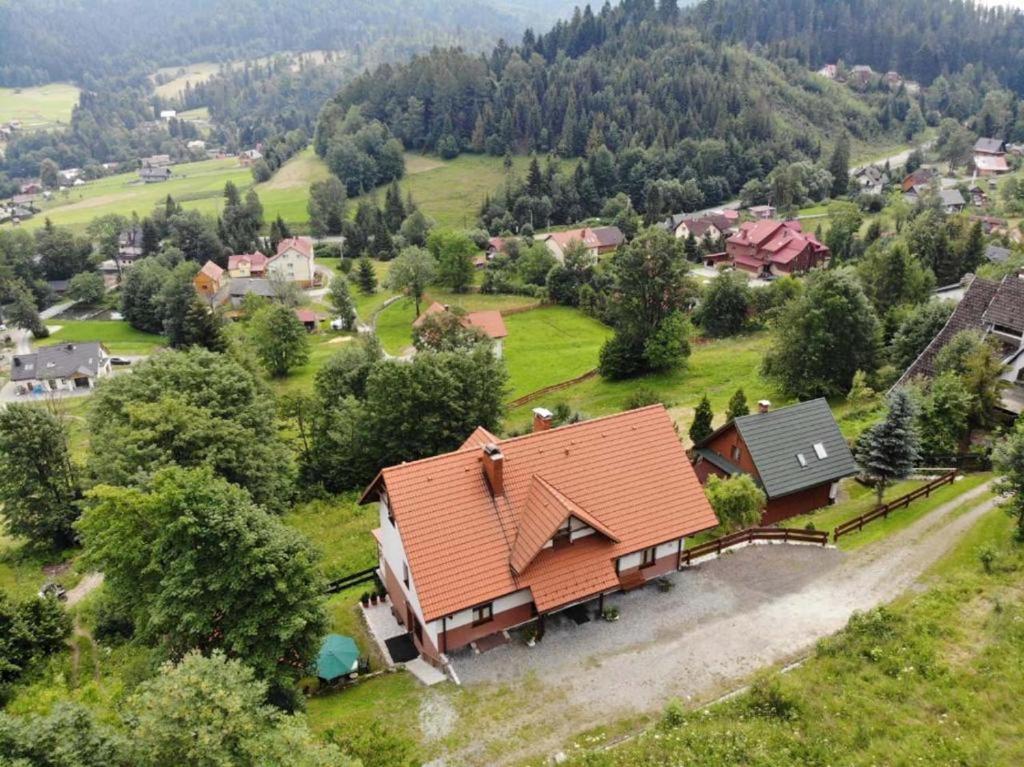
[978,545,998,574]
[623,387,662,410]
[745,673,801,721]
[662,699,686,728]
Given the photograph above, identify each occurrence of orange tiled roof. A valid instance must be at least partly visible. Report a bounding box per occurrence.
[199,260,224,280]
[275,236,314,259]
[459,426,500,451]
[509,476,619,575]
[362,406,719,621]
[464,310,508,339]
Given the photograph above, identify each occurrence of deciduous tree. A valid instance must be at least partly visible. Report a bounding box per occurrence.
[250,303,311,377]
[705,474,765,532]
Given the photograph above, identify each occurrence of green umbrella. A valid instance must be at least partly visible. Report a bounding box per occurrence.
[316,634,360,681]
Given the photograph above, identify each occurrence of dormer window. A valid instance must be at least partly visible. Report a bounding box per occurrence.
[813,442,828,460]
[796,453,807,467]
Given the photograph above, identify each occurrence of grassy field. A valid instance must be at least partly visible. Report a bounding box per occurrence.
[254,147,332,225]
[152,62,224,100]
[503,306,613,399]
[0,83,80,131]
[505,330,884,439]
[46,320,165,355]
[354,153,536,229]
[555,504,1024,767]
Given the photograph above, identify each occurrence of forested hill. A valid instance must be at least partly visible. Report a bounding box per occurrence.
[691,0,1024,95]
[0,0,579,86]
[318,0,902,164]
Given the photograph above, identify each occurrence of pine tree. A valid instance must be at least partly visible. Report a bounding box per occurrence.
[855,388,921,503]
[725,389,749,422]
[180,296,227,352]
[356,257,377,295]
[689,395,714,444]
[383,181,406,233]
[828,133,851,198]
[684,231,699,262]
[328,276,357,330]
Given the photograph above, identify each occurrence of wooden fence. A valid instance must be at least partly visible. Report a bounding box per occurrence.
[507,369,599,408]
[679,527,828,567]
[325,566,378,594]
[832,470,957,542]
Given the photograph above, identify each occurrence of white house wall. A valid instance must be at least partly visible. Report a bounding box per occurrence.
[618,539,682,570]
[378,499,436,643]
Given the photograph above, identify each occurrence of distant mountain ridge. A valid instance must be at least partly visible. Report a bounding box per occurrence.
[0,0,580,86]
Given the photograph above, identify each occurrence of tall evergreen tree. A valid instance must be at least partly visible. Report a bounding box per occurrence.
[689,395,714,444]
[355,257,377,294]
[725,389,749,422]
[828,134,851,198]
[855,388,921,503]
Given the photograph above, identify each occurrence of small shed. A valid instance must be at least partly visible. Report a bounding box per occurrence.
[316,634,360,682]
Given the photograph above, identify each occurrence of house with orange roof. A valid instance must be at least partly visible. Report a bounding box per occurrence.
[413,301,509,357]
[228,251,269,278]
[707,220,830,277]
[193,260,225,298]
[359,405,719,665]
[535,225,624,262]
[267,236,316,287]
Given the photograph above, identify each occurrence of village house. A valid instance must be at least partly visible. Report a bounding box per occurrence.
[691,399,858,524]
[10,342,112,393]
[848,64,875,87]
[139,165,172,183]
[118,226,145,266]
[747,204,776,220]
[193,260,226,298]
[142,154,172,167]
[295,309,321,332]
[901,167,935,193]
[972,215,1008,235]
[19,181,42,196]
[853,165,888,195]
[664,212,736,242]
[267,237,316,287]
[413,301,509,357]
[535,225,625,262]
[359,405,719,665]
[985,244,1012,265]
[228,252,269,278]
[973,154,1010,176]
[897,274,1024,417]
[974,138,1007,157]
[238,148,264,166]
[216,277,279,311]
[816,63,838,79]
[706,219,830,276]
[938,188,967,214]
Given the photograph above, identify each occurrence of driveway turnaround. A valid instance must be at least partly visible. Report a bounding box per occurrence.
[444,481,995,766]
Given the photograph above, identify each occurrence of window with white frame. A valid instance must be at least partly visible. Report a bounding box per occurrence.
[472,602,493,625]
[813,442,828,460]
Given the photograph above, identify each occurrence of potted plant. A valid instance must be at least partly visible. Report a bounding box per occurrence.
[360,592,370,607]
[523,624,540,647]
[656,578,674,593]
[602,606,620,622]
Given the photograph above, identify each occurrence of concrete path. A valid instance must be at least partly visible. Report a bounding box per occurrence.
[445,481,996,766]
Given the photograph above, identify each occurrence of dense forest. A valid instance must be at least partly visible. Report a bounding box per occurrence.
[691,0,1024,95]
[0,0,579,86]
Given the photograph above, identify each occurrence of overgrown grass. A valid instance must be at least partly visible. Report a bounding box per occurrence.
[46,320,165,355]
[282,493,378,580]
[553,505,1024,767]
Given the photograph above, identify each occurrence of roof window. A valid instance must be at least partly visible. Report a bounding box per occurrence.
[796,453,807,467]
[813,442,828,460]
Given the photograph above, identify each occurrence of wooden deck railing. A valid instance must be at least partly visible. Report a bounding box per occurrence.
[325,566,378,594]
[679,527,828,567]
[832,470,957,542]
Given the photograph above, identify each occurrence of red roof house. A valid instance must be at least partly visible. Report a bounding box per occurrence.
[716,220,829,276]
[360,406,719,664]
[536,226,625,261]
[413,301,509,356]
[228,251,269,278]
[193,260,225,297]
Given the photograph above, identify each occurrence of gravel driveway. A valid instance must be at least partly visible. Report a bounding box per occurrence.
[441,480,995,766]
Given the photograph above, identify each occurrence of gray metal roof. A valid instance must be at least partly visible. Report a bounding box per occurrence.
[11,342,106,382]
[732,399,858,499]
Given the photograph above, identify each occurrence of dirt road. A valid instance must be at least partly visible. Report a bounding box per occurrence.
[442,481,995,766]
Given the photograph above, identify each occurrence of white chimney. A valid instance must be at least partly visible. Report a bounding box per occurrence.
[532,407,553,432]
[758,400,771,414]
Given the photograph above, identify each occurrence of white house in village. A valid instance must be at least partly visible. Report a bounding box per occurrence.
[267,237,316,287]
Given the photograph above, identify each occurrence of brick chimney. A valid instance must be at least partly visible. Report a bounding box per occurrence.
[482,443,504,496]
[532,407,553,433]
[758,400,771,414]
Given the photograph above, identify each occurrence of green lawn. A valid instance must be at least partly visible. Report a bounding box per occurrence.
[254,147,332,228]
[46,320,165,355]
[0,529,80,601]
[503,306,613,399]
[282,493,378,580]
[0,83,80,131]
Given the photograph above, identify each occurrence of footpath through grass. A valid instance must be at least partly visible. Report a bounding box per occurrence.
[552,503,1024,767]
